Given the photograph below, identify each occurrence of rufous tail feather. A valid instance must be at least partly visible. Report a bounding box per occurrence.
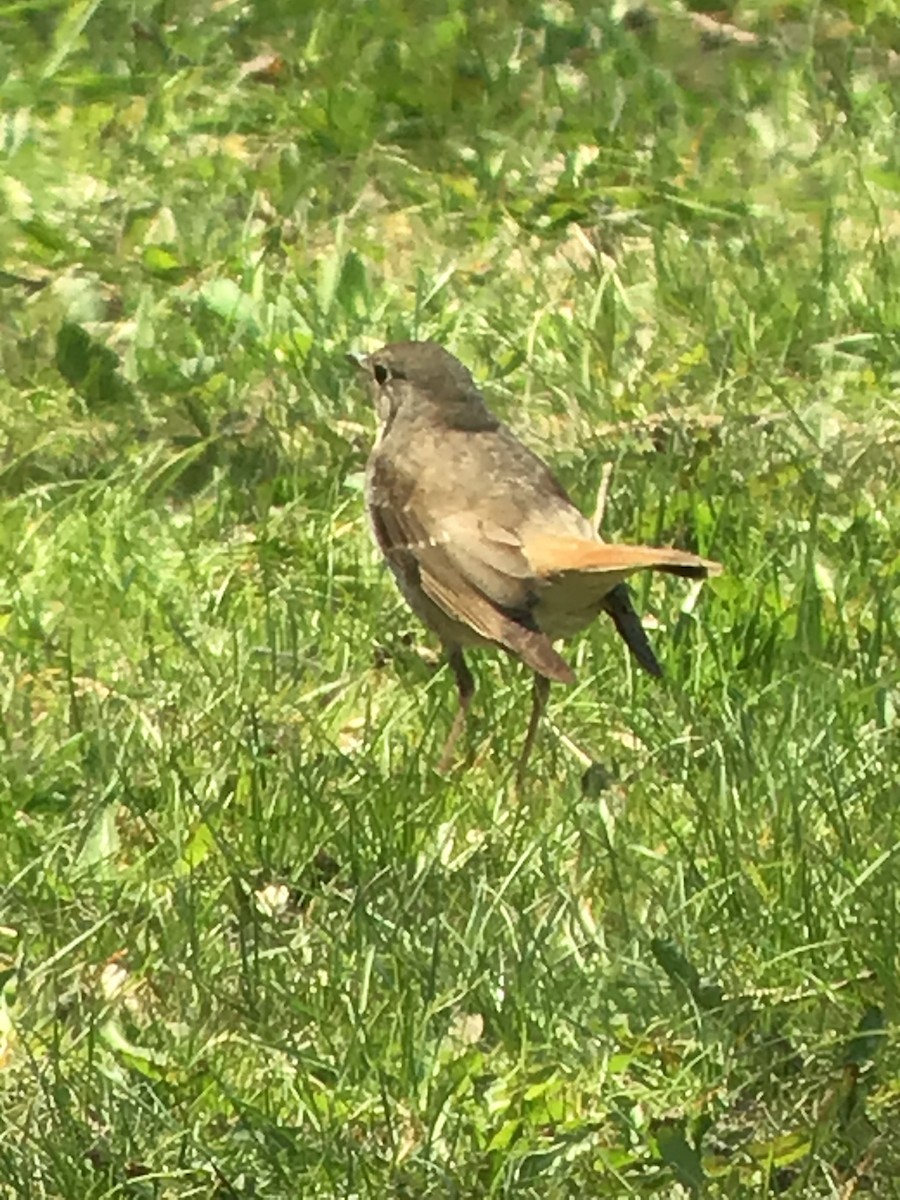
[527,534,722,581]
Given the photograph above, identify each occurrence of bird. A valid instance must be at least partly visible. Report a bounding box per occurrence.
[352,339,721,780]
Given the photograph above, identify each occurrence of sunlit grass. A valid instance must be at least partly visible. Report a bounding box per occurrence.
[1,1,898,1195]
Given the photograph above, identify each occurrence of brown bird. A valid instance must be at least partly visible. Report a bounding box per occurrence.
[353,340,721,779]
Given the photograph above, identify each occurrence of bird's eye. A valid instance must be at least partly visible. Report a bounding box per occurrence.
[373,362,390,385]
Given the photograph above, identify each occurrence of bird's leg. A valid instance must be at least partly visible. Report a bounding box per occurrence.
[437,646,474,774]
[516,673,550,787]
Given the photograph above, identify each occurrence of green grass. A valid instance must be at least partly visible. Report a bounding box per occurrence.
[1,0,899,1195]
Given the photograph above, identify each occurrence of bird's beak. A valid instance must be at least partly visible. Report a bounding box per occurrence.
[346,351,369,372]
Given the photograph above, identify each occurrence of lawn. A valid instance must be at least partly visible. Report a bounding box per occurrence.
[1,1,899,1195]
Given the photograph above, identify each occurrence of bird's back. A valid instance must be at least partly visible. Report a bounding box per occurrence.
[387,415,595,546]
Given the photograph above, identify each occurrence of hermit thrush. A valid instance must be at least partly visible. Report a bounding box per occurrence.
[353,340,720,778]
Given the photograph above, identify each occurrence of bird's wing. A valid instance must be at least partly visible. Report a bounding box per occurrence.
[434,514,721,598]
[368,451,721,680]
[367,459,574,683]
[426,511,723,660]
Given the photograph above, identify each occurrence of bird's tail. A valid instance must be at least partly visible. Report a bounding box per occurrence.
[601,583,663,678]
